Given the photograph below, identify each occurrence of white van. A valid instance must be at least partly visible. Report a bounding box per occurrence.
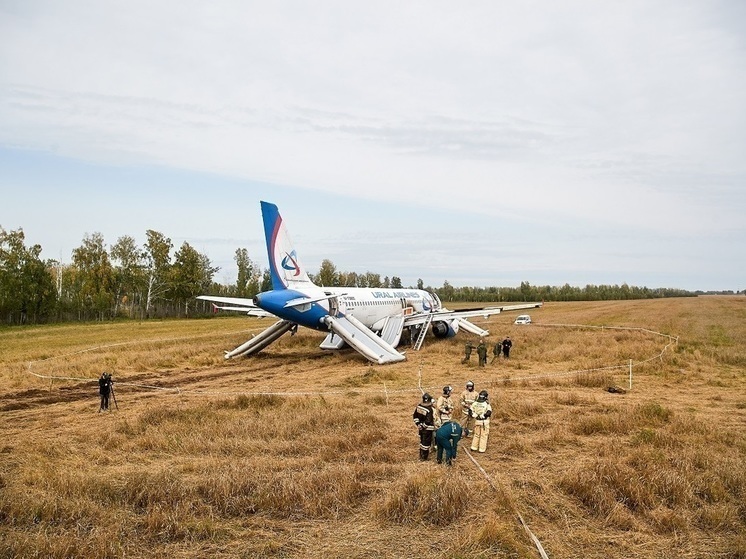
[514,315,532,325]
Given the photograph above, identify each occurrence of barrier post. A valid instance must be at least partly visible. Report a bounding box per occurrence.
[629,359,633,390]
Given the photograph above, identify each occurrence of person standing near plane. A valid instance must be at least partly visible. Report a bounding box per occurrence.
[491,341,501,363]
[477,339,488,367]
[435,385,455,427]
[469,390,493,453]
[501,336,513,359]
[413,393,436,461]
[459,381,477,436]
[461,341,475,364]
[435,419,463,465]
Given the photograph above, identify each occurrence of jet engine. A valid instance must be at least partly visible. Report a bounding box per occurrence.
[431,319,460,338]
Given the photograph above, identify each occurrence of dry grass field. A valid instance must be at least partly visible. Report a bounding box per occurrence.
[1,296,744,558]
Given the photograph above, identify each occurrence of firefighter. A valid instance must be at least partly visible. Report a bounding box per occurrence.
[435,420,463,465]
[413,393,436,461]
[477,339,488,367]
[435,385,454,428]
[461,341,475,364]
[459,380,477,436]
[469,390,493,453]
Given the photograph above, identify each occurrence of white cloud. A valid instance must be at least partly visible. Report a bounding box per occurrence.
[1,0,744,290]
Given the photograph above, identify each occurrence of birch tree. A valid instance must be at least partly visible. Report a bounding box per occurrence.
[364,272,382,288]
[111,235,144,317]
[234,248,261,298]
[143,230,172,318]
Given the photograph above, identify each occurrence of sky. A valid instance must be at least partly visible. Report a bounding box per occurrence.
[1,1,744,291]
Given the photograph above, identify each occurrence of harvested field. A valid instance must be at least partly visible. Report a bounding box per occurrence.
[1,296,745,558]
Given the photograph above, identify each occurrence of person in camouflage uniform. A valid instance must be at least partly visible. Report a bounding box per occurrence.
[477,339,488,367]
[461,341,476,364]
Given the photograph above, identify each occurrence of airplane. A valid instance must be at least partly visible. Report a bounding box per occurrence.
[198,201,542,364]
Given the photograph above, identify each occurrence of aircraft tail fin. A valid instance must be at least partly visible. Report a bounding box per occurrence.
[261,201,313,290]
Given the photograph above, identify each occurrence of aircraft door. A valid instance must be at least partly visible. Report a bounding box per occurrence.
[329,296,339,317]
[430,291,442,311]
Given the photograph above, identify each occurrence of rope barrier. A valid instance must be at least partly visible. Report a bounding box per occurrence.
[463,447,549,558]
[20,322,678,400]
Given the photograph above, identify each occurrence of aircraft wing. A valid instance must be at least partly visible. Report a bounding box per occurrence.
[402,303,542,327]
[197,296,273,317]
[498,303,544,313]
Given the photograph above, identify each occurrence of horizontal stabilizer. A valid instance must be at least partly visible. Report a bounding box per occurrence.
[323,315,405,365]
[211,305,272,317]
[198,295,256,307]
[197,295,272,317]
[283,292,347,308]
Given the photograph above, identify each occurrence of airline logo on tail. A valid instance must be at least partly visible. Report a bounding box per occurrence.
[281,250,301,276]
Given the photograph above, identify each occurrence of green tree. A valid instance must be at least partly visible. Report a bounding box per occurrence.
[21,252,57,323]
[317,259,338,287]
[111,235,144,317]
[234,248,261,298]
[143,230,172,318]
[520,281,533,301]
[441,280,455,302]
[260,269,272,292]
[343,271,359,287]
[0,227,56,324]
[364,272,382,288]
[71,232,115,320]
[169,242,219,316]
[391,276,403,289]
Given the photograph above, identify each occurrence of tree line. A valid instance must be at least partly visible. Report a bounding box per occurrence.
[1,226,700,326]
[0,227,223,324]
